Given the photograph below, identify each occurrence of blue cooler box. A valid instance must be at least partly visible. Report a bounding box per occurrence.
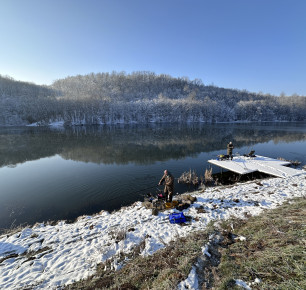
[169,212,186,224]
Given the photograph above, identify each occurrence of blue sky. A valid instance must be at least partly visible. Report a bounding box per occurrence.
[1,0,305,96]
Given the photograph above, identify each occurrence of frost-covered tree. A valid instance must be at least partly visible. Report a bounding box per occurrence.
[0,72,305,126]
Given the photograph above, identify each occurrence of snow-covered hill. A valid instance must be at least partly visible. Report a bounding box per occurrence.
[1,73,305,126]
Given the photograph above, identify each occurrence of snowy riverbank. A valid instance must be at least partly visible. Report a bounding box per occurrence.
[0,172,305,289]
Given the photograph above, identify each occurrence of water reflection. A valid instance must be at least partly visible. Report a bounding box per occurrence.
[1,123,305,168]
[0,122,305,232]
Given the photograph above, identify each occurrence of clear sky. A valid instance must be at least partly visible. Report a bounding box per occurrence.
[1,0,305,96]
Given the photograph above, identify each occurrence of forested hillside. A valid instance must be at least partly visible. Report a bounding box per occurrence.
[0,72,305,126]
[0,75,56,125]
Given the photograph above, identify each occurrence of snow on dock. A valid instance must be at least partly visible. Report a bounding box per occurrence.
[208,155,302,178]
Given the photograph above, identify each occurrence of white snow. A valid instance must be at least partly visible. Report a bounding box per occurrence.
[208,155,302,178]
[235,279,252,289]
[202,245,211,257]
[177,266,199,290]
[49,121,65,127]
[0,172,305,289]
[27,121,65,127]
[249,277,261,286]
[26,122,39,127]
[236,235,247,241]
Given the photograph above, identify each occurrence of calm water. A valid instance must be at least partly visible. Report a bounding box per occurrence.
[0,122,305,231]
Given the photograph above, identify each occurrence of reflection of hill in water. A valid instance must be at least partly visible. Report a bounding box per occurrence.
[1,123,305,167]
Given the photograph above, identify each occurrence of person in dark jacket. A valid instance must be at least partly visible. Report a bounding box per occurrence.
[227,141,234,160]
[158,170,174,202]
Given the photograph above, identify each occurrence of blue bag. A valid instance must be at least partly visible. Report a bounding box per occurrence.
[169,212,186,224]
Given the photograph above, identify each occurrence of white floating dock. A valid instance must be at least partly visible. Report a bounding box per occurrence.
[208,155,302,178]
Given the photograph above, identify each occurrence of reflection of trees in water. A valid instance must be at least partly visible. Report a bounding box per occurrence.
[0,123,305,167]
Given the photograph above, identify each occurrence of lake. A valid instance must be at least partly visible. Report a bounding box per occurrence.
[0,122,305,232]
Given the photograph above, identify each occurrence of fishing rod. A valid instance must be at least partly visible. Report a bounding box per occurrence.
[126,185,160,197]
[125,177,182,198]
[96,176,182,205]
[98,185,160,205]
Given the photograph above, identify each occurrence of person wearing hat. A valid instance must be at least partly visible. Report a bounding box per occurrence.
[227,141,234,160]
[158,170,174,202]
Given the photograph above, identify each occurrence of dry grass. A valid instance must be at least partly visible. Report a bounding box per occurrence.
[204,168,214,184]
[214,197,306,289]
[0,223,29,238]
[178,169,200,186]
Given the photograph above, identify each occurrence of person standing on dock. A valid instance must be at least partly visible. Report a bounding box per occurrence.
[158,170,174,202]
[227,141,234,160]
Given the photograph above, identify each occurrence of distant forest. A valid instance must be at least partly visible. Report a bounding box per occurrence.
[0,72,305,126]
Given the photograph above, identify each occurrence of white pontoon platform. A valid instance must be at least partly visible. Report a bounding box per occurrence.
[208,155,302,178]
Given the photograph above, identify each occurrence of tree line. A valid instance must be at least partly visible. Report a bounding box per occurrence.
[0,72,305,126]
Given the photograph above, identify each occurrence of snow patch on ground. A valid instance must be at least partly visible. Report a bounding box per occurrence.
[49,121,65,127]
[177,266,199,290]
[0,173,305,289]
[235,279,252,289]
[27,121,65,127]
